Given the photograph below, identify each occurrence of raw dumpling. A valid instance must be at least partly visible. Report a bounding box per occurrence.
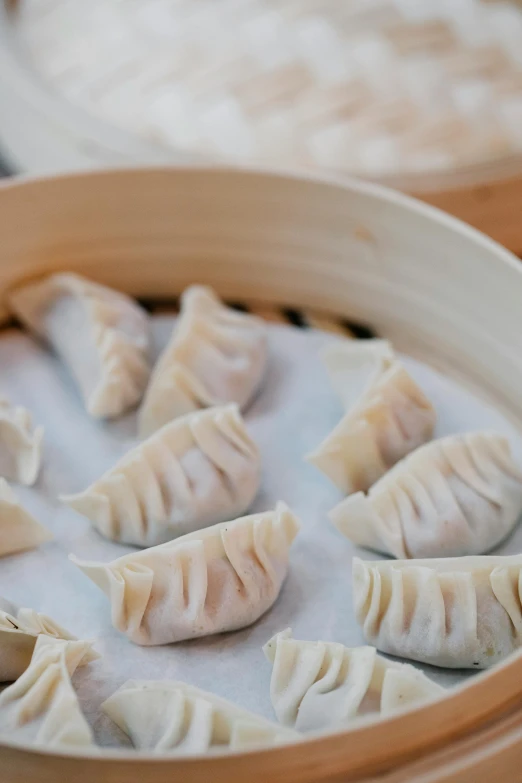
[322,340,396,411]
[306,340,435,494]
[0,636,97,747]
[138,286,267,437]
[0,479,52,557]
[70,503,300,645]
[62,404,261,546]
[353,554,522,668]
[8,272,150,419]
[0,599,97,681]
[102,680,299,753]
[263,628,443,731]
[331,432,522,559]
[0,398,43,485]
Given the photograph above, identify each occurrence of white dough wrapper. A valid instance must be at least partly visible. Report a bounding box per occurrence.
[263,628,444,731]
[138,285,267,437]
[0,599,97,682]
[353,554,522,668]
[0,479,52,557]
[307,340,435,494]
[8,272,151,419]
[70,503,301,645]
[322,340,395,411]
[102,680,299,753]
[0,398,43,485]
[331,432,522,559]
[61,404,261,546]
[0,636,98,748]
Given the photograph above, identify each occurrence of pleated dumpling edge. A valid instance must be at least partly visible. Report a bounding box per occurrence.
[61,404,261,546]
[0,599,98,682]
[138,285,268,437]
[0,635,99,748]
[0,478,52,557]
[330,431,522,559]
[101,679,300,753]
[306,339,435,494]
[0,398,43,486]
[262,628,444,731]
[70,503,301,645]
[352,554,522,668]
[8,272,151,420]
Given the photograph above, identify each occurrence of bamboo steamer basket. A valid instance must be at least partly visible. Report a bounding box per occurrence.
[3,0,522,252]
[0,166,522,781]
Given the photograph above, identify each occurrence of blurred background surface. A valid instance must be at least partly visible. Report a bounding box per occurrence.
[10,0,522,177]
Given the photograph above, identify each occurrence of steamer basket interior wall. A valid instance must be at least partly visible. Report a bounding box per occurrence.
[0,167,521,782]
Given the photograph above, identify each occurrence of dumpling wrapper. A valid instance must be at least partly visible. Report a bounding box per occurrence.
[331,432,522,559]
[8,272,151,419]
[353,554,522,668]
[0,598,97,682]
[0,399,43,486]
[0,636,98,748]
[307,340,435,494]
[0,479,52,557]
[138,285,267,437]
[263,628,444,731]
[321,340,395,411]
[62,404,261,546]
[102,680,299,753]
[70,503,301,645]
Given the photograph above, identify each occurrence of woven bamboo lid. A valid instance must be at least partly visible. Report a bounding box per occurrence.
[14,0,522,179]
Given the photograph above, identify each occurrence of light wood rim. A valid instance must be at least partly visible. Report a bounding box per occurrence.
[2,652,522,781]
[0,166,522,780]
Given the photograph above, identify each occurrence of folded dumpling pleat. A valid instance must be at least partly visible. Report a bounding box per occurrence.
[62,404,261,546]
[263,628,444,731]
[8,273,151,419]
[70,503,300,645]
[353,554,522,668]
[321,340,396,411]
[0,479,52,557]
[0,636,98,747]
[331,432,522,558]
[102,680,299,753]
[0,600,97,682]
[139,286,267,437]
[307,340,435,494]
[0,399,43,485]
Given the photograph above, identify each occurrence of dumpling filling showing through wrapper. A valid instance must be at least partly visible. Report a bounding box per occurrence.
[70,503,301,645]
[331,431,522,559]
[62,404,261,547]
[353,554,522,668]
[263,628,444,731]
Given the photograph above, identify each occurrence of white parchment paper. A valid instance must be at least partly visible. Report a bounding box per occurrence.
[0,317,520,748]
